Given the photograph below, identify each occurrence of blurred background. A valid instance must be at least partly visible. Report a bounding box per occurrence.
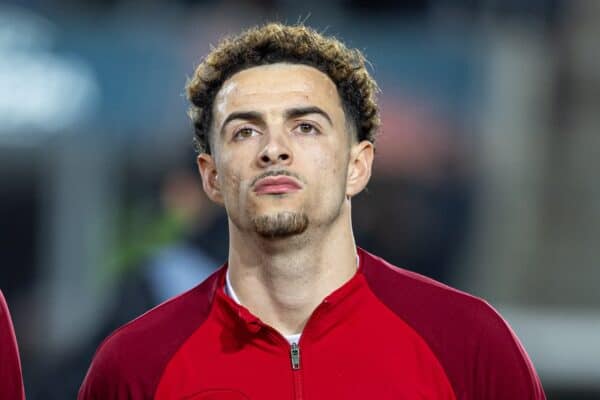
[1,0,599,398]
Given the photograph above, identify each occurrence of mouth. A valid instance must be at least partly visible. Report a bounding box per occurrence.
[253,176,302,195]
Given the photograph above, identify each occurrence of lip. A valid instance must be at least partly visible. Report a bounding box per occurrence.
[253,176,302,195]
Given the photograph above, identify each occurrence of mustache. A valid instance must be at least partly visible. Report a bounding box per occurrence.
[251,170,304,187]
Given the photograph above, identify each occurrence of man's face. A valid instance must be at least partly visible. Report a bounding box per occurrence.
[198,63,367,238]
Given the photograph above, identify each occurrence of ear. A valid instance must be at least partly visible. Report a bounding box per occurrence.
[197,153,224,205]
[346,140,374,198]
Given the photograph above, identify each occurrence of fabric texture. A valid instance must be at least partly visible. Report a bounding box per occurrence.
[79,248,545,400]
[0,290,25,400]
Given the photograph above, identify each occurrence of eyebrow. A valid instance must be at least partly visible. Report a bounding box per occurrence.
[220,106,333,135]
[284,106,333,126]
[220,111,263,135]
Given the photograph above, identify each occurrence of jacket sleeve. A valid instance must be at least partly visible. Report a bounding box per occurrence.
[78,334,153,400]
[0,291,26,400]
[473,302,546,400]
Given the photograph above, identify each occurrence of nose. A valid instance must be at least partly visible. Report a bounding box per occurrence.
[257,131,292,167]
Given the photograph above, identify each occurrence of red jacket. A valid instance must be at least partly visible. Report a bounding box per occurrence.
[80,248,545,399]
[0,290,25,400]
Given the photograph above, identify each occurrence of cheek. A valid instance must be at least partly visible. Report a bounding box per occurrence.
[215,157,241,196]
[309,148,348,192]
[220,169,242,196]
[216,158,253,210]
[319,144,347,177]
[213,145,265,220]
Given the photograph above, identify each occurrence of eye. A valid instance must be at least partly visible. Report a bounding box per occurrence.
[234,127,260,140]
[295,122,320,135]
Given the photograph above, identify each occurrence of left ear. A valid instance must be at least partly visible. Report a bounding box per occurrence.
[346,140,374,198]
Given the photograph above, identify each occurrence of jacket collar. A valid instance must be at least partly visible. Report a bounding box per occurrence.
[211,248,370,345]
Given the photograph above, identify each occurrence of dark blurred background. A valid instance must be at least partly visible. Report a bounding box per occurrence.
[1,0,599,398]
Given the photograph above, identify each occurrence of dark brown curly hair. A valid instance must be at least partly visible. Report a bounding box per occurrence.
[186,23,380,154]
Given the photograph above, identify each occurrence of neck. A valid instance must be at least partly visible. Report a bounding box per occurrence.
[227,201,358,336]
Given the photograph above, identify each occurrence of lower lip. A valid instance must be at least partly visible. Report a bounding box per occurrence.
[255,184,301,195]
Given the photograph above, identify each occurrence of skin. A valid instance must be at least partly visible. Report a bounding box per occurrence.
[197,63,374,335]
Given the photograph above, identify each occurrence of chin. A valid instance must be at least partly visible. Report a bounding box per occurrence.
[251,211,309,238]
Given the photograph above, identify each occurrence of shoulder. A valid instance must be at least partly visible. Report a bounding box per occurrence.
[0,290,19,352]
[0,290,9,320]
[78,269,223,400]
[0,290,25,400]
[359,248,546,399]
[360,248,492,328]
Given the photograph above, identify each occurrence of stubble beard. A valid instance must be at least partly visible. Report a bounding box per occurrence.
[252,211,309,239]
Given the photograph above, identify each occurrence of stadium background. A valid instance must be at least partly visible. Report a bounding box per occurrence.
[1,0,599,398]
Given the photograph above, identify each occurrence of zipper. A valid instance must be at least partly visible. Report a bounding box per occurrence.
[290,342,303,399]
[290,342,301,370]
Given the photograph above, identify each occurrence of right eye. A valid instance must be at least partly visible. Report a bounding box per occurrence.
[234,127,260,140]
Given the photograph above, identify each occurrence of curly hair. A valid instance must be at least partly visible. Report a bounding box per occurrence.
[186,23,380,154]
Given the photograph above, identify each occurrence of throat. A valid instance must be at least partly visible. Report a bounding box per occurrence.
[225,272,304,341]
[225,249,360,336]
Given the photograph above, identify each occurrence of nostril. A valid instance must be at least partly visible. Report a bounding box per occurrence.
[279,154,289,161]
[260,154,270,163]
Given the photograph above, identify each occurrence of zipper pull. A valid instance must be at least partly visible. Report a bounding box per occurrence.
[290,342,301,370]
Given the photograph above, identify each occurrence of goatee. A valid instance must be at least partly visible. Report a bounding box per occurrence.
[252,212,309,238]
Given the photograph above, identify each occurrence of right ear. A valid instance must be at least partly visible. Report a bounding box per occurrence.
[197,153,224,205]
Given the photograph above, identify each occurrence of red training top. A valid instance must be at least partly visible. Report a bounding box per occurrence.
[80,248,546,399]
[0,290,25,400]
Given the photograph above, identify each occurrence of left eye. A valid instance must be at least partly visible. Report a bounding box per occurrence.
[295,123,319,135]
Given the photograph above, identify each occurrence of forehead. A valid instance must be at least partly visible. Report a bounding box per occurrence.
[213,63,343,115]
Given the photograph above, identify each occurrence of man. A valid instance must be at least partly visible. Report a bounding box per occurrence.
[80,23,545,399]
[0,290,25,400]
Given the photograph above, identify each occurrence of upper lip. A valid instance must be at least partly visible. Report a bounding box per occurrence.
[253,176,302,192]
